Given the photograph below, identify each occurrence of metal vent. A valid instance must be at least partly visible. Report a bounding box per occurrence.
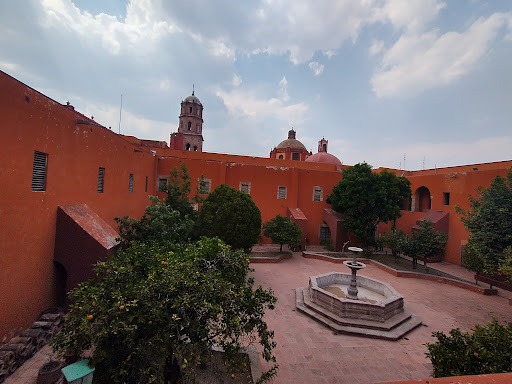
[31,151,47,191]
[97,167,105,193]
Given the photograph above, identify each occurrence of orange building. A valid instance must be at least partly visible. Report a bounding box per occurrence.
[0,69,510,341]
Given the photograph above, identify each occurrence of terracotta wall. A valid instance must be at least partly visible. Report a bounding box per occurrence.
[0,72,156,340]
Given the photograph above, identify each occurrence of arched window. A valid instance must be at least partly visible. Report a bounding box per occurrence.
[185,143,191,151]
[189,107,192,113]
[322,143,327,152]
[194,146,198,151]
[187,122,191,131]
[414,186,431,212]
[278,154,284,159]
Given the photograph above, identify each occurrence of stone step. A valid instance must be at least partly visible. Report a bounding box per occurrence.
[296,288,423,341]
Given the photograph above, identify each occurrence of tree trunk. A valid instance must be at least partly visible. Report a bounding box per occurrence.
[279,244,283,252]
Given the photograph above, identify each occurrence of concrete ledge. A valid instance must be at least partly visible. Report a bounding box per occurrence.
[302,252,498,296]
[374,372,512,384]
[249,252,292,263]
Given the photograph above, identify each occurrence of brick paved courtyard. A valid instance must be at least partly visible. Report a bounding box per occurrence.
[251,251,512,384]
[4,249,512,384]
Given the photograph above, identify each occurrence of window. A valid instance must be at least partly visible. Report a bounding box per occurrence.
[187,121,191,131]
[189,107,192,113]
[145,176,148,192]
[194,145,198,151]
[277,186,287,199]
[97,167,105,193]
[158,178,168,192]
[128,173,134,193]
[199,178,211,194]
[292,152,299,160]
[185,143,191,150]
[239,182,251,194]
[443,192,450,206]
[313,186,323,202]
[278,154,284,159]
[31,151,48,191]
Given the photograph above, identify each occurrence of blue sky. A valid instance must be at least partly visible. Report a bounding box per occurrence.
[1,0,511,170]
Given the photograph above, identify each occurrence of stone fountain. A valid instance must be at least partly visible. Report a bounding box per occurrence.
[295,247,422,340]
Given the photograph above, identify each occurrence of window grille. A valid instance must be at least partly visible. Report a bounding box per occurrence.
[240,182,251,194]
[129,173,134,193]
[199,178,211,194]
[158,178,168,192]
[97,167,105,193]
[277,186,287,199]
[31,151,48,191]
[313,186,323,202]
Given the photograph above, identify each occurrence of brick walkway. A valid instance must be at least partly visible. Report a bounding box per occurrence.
[4,248,512,384]
[251,250,512,384]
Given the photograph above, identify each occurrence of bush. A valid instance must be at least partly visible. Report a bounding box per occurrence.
[51,238,278,384]
[426,320,512,378]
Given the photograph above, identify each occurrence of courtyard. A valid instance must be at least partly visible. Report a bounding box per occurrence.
[250,248,512,384]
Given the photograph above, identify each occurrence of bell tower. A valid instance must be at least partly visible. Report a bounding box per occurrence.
[170,88,204,151]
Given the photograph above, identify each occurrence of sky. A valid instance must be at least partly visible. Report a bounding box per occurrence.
[1,0,511,171]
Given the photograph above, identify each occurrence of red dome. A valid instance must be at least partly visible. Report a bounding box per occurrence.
[305,152,341,165]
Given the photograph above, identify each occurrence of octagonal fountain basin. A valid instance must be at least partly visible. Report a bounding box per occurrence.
[296,272,422,340]
[309,272,404,322]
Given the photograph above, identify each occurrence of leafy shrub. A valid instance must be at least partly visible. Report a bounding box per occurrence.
[51,238,278,384]
[263,215,303,252]
[426,320,512,378]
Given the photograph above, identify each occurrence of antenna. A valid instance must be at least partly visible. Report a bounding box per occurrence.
[118,94,123,134]
[403,153,406,170]
[423,156,425,170]
[192,84,195,96]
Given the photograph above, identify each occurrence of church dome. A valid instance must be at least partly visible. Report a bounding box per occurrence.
[305,137,341,165]
[276,138,307,150]
[276,129,306,150]
[305,152,341,165]
[184,93,202,105]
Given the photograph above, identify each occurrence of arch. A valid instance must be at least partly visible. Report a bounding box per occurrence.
[278,154,284,159]
[185,143,191,151]
[187,121,191,130]
[414,186,431,212]
[193,145,198,151]
[322,143,327,152]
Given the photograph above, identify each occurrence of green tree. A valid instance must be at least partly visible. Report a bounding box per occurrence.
[116,163,202,248]
[51,238,278,384]
[380,229,408,261]
[326,163,411,248]
[456,169,512,276]
[426,320,512,378]
[412,220,448,269]
[263,215,303,252]
[196,184,262,252]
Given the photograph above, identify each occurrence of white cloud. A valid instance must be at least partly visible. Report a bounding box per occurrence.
[232,74,242,87]
[369,40,384,56]
[375,0,446,33]
[278,76,290,102]
[308,61,325,76]
[215,87,308,127]
[371,13,512,98]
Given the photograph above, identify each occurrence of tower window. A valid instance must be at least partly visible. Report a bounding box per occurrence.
[189,107,192,113]
[186,143,191,150]
[97,167,105,193]
[292,152,299,160]
[278,154,284,159]
[128,173,134,193]
[31,151,48,192]
[187,121,191,131]
[443,192,450,206]
[277,186,287,199]
[313,186,323,202]
[194,145,198,151]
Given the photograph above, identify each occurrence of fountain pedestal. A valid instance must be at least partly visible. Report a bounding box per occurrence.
[344,246,365,300]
